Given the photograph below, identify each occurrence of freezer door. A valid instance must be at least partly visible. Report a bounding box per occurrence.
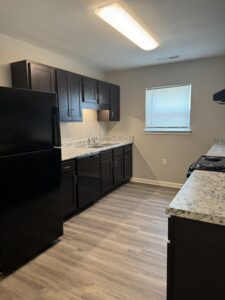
[0,86,61,156]
[0,148,63,274]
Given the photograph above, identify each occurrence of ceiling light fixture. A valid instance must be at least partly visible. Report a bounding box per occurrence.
[95,2,159,51]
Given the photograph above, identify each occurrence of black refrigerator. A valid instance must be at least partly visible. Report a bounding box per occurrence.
[0,86,63,274]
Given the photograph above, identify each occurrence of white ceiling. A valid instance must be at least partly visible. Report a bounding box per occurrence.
[0,0,225,71]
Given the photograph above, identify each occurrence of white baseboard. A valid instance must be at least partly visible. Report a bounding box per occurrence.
[131,177,183,189]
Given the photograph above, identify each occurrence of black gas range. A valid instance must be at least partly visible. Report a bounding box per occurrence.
[187,155,225,177]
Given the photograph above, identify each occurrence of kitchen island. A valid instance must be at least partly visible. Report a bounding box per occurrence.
[166,144,225,300]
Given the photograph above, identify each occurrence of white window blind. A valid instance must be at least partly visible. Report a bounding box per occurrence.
[145,84,192,132]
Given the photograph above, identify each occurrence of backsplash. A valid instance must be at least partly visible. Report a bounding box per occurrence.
[61,135,134,148]
[60,109,108,142]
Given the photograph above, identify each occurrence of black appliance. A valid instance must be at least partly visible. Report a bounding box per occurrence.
[0,86,63,274]
[213,89,225,104]
[77,154,101,209]
[187,155,225,177]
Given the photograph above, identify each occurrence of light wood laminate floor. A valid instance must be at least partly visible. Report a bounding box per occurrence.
[0,182,178,300]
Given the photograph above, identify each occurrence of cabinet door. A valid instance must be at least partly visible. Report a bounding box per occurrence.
[29,62,55,93]
[167,216,225,300]
[56,70,82,122]
[124,145,132,181]
[56,69,71,121]
[101,157,113,194]
[124,151,132,181]
[77,154,101,209]
[110,84,120,121]
[82,76,98,103]
[98,81,109,105]
[11,60,30,89]
[61,172,77,218]
[113,154,123,187]
[68,73,83,121]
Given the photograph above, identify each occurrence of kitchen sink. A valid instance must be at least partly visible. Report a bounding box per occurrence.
[88,143,119,148]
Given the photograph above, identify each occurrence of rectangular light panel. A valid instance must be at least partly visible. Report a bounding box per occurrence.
[95,2,159,51]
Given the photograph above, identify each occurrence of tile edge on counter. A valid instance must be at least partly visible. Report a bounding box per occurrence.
[166,207,225,226]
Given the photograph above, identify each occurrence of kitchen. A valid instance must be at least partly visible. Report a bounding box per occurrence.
[0,0,225,299]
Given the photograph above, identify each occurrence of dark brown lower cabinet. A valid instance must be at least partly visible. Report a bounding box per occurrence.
[61,144,133,218]
[61,160,77,218]
[124,144,132,181]
[100,150,113,195]
[167,216,225,300]
[113,147,124,187]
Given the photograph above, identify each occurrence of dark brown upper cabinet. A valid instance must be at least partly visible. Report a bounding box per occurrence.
[110,84,120,121]
[98,80,109,106]
[97,83,120,121]
[11,60,56,93]
[10,60,120,122]
[82,76,98,106]
[56,69,82,122]
[82,77,110,110]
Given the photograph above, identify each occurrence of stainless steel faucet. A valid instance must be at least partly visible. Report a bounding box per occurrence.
[88,135,98,146]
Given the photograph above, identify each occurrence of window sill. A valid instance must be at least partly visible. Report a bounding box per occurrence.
[144,128,192,135]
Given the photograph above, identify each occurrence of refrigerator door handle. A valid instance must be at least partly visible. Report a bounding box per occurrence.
[52,107,61,147]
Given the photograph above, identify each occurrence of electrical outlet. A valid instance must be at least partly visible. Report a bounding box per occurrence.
[213,137,225,144]
[213,138,220,143]
[162,158,168,165]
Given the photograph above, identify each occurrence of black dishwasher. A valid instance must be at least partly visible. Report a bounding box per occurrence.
[77,154,101,209]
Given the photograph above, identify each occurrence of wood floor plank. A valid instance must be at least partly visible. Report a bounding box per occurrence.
[0,182,178,300]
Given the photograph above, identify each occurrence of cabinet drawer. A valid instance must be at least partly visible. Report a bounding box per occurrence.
[113,146,123,157]
[101,149,112,161]
[61,160,75,174]
[124,144,132,153]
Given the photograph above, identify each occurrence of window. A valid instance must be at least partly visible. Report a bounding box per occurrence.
[145,84,192,133]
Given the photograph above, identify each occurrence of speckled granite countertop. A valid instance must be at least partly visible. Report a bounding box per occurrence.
[167,144,225,226]
[207,144,225,157]
[61,136,133,161]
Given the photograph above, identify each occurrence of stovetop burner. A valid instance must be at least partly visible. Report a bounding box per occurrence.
[196,156,225,171]
[197,162,225,170]
[197,156,225,170]
[187,155,225,177]
[202,156,222,162]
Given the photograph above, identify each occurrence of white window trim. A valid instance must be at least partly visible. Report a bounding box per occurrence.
[144,129,192,135]
[145,84,192,134]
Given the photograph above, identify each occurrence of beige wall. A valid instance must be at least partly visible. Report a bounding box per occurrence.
[107,56,225,184]
[61,109,107,141]
[1,33,224,183]
[0,33,107,141]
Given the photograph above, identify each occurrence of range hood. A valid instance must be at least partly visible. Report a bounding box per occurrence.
[213,89,225,104]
